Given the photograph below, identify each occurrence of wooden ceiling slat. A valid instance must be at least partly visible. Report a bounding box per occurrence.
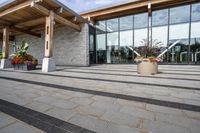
[0,0,32,17]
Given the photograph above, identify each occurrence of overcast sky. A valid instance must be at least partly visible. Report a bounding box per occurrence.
[0,0,133,13]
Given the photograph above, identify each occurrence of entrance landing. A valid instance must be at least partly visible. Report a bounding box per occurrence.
[0,65,200,133]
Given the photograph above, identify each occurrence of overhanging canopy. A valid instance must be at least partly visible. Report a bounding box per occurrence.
[81,0,199,22]
[0,0,88,39]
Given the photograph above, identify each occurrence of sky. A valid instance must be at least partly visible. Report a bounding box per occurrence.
[0,0,133,13]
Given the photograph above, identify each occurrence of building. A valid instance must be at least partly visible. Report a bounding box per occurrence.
[82,0,200,65]
[0,0,200,72]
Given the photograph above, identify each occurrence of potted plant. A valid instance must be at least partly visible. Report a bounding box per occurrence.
[10,40,38,71]
[134,39,162,75]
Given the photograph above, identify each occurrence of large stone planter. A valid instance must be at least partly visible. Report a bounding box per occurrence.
[137,61,158,75]
[13,64,36,71]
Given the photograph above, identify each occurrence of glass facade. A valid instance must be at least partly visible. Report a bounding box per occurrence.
[94,2,200,64]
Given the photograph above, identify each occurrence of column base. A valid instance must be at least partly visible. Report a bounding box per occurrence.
[42,58,56,72]
[0,59,12,69]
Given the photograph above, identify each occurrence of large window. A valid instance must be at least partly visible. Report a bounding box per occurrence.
[169,5,190,63]
[152,9,168,62]
[106,18,119,63]
[94,2,200,65]
[119,16,133,63]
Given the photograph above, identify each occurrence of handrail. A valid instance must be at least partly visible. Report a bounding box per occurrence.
[157,40,180,58]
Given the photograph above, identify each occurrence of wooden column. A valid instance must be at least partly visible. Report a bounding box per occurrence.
[2,27,9,58]
[45,11,54,57]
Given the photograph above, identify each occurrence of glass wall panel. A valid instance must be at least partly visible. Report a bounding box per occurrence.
[191,3,200,21]
[119,16,133,63]
[134,13,148,29]
[96,21,106,63]
[191,3,200,64]
[170,5,190,24]
[152,9,168,62]
[169,5,190,64]
[169,23,190,63]
[134,13,148,57]
[106,18,119,63]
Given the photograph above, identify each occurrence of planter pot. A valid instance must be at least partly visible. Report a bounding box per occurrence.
[13,64,36,71]
[137,61,158,75]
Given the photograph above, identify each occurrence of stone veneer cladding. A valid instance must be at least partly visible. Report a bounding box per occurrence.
[14,23,89,66]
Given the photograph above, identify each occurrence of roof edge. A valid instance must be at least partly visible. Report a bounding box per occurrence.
[80,0,140,15]
[52,0,89,23]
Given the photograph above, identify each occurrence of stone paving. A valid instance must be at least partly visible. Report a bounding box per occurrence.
[0,112,44,133]
[0,64,200,133]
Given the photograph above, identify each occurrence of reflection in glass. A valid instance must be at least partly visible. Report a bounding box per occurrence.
[169,23,189,63]
[107,18,119,63]
[134,13,148,58]
[134,28,148,53]
[96,21,106,63]
[107,32,118,63]
[152,9,168,26]
[168,5,190,64]
[152,26,168,62]
[170,5,190,24]
[152,9,168,62]
[192,3,200,21]
[119,16,133,63]
[134,13,148,29]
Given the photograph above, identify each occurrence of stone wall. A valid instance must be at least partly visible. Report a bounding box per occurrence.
[15,23,89,66]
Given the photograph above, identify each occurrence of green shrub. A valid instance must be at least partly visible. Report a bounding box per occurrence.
[0,52,2,60]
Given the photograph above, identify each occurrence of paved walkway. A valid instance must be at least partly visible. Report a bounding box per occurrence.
[0,64,200,133]
[0,112,44,133]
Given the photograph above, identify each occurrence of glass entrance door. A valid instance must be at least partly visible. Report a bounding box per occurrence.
[89,26,96,64]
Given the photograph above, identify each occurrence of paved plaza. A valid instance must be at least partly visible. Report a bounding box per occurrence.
[0,64,200,133]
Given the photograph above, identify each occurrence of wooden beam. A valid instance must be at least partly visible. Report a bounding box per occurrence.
[0,0,42,18]
[81,0,149,18]
[15,17,45,28]
[2,27,9,58]
[0,18,41,38]
[31,2,49,16]
[44,11,54,57]
[10,26,41,38]
[32,4,81,32]
[54,13,81,32]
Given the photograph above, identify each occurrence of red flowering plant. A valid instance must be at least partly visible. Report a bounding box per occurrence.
[134,39,163,63]
[10,40,38,67]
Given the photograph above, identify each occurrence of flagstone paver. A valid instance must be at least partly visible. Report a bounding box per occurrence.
[0,64,200,133]
[0,113,44,133]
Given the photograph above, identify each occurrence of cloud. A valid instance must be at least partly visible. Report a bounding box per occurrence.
[58,0,130,13]
[94,0,114,4]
